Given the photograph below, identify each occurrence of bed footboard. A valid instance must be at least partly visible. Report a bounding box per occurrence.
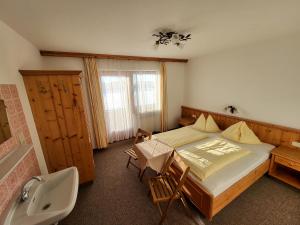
[170,159,270,220]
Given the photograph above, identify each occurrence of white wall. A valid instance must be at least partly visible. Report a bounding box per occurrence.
[0,21,48,173]
[166,62,186,129]
[185,32,300,129]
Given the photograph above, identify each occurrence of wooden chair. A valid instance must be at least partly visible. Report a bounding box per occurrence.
[149,151,197,225]
[124,128,152,179]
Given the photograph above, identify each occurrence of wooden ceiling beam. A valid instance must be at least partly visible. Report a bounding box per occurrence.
[40,50,188,63]
[19,70,82,76]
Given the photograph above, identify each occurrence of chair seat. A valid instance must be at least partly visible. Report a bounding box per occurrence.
[124,148,138,160]
[149,175,179,203]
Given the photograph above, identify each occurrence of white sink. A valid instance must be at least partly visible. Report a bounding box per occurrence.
[4,167,79,225]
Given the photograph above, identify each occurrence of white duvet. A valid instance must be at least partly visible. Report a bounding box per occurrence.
[177,132,274,197]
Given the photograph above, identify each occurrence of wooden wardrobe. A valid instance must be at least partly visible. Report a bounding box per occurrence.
[20,70,95,183]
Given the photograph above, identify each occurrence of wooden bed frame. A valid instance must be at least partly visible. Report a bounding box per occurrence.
[170,106,300,220]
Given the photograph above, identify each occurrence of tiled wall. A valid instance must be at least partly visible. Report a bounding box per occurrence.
[0,84,40,221]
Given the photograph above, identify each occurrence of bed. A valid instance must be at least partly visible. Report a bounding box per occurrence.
[165,106,300,220]
[171,132,274,220]
[176,133,274,197]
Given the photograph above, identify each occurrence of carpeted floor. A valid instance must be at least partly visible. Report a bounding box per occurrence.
[60,139,300,225]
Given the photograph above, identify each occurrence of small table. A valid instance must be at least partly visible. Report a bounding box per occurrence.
[269,146,300,189]
[178,117,195,127]
[134,139,174,176]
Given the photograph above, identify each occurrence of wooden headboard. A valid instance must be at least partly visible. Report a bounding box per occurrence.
[181,106,300,148]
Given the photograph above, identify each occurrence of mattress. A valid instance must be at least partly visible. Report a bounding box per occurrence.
[177,133,275,197]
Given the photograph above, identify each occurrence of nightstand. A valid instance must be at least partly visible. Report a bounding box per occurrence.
[178,117,195,127]
[269,146,300,189]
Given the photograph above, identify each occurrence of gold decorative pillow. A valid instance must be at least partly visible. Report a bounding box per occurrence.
[221,121,243,142]
[205,115,220,132]
[193,114,220,132]
[240,122,261,144]
[222,121,261,144]
[193,114,206,131]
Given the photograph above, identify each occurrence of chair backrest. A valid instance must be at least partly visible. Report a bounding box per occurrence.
[159,150,190,197]
[160,150,175,175]
[170,152,190,199]
[134,128,152,144]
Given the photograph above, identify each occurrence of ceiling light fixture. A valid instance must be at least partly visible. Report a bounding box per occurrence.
[153,31,191,48]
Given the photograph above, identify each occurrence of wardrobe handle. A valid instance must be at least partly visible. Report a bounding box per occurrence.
[66,134,77,139]
[73,98,77,107]
[53,137,61,142]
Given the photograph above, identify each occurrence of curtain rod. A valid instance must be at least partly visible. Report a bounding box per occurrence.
[40,50,188,63]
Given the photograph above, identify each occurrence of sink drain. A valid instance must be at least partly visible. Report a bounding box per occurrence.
[42,203,51,210]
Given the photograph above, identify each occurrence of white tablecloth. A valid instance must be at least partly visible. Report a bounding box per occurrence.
[134,139,174,173]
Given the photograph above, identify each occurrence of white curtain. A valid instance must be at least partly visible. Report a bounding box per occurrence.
[101,72,134,143]
[99,60,161,143]
[133,71,161,132]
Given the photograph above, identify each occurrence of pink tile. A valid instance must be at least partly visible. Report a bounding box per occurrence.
[24,150,35,168]
[0,143,7,159]
[9,85,19,99]
[11,127,20,136]
[5,137,18,151]
[0,180,8,204]
[19,161,28,181]
[8,114,20,132]
[0,85,40,220]
[22,125,30,138]
[33,163,41,175]
[5,170,18,197]
[15,160,26,183]
[4,100,15,115]
[1,144,11,158]
[18,113,26,127]
[0,85,11,100]
[26,136,33,145]
[0,143,11,159]
[0,180,9,217]
[13,99,23,113]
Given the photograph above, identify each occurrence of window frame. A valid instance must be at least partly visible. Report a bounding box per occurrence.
[100,70,161,115]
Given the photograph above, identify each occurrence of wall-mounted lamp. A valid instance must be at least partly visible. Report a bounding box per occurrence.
[224,105,238,114]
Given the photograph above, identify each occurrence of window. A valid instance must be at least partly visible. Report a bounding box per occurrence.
[100,70,161,143]
[101,76,131,111]
[133,71,160,114]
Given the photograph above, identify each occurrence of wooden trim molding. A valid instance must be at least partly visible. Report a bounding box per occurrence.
[181,105,300,147]
[19,70,82,76]
[40,50,189,63]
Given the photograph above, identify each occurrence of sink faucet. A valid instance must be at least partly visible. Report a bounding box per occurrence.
[20,176,42,202]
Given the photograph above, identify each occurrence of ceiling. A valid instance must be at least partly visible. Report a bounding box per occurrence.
[1,0,300,59]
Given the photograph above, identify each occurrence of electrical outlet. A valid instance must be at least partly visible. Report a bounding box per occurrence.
[292,141,300,148]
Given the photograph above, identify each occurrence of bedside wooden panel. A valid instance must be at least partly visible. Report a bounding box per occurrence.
[275,156,300,172]
[269,146,300,189]
[178,117,195,127]
[181,106,300,148]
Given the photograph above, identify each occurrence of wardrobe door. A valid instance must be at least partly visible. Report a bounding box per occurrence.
[53,75,95,183]
[71,76,95,182]
[48,76,74,168]
[21,70,95,183]
[23,75,69,172]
